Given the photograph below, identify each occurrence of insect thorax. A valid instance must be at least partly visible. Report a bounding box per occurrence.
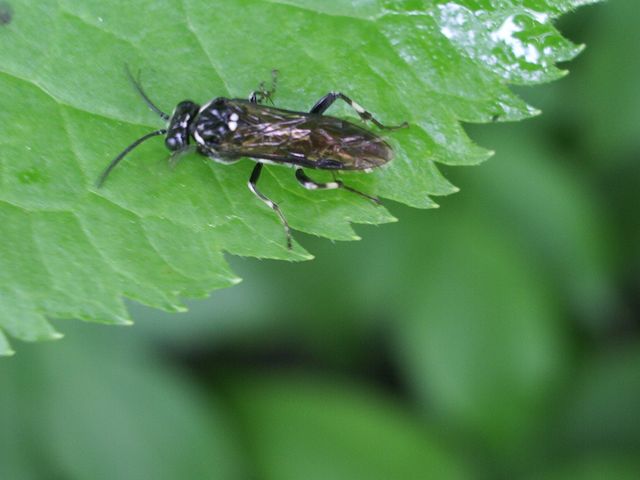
[190,98,240,148]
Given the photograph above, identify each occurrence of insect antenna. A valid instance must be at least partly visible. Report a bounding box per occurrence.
[125,64,170,120]
[96,129,167,187]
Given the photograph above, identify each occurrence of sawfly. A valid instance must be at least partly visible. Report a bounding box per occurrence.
[97,68,407,249]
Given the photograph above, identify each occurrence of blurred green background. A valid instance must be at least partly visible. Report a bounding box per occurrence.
[1,1,639,479]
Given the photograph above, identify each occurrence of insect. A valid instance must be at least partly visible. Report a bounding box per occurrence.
[97,68,407,249]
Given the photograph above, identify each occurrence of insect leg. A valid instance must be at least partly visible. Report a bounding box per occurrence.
[125,65,170,120]
[168,145,197,169]
[248,163,293,249]
[198,147,242,165]
[295,168,381,205]
[249,69,279,104]
[309,92,407,130]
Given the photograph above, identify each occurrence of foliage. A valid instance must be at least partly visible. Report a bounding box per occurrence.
[0,0,596,353]
[4,1,638,479]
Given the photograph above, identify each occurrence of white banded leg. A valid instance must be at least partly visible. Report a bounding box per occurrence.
[295,168,381,205]
[248,162,292,249]
[309,92,408,130]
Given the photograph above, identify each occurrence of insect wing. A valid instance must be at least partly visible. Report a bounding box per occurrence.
[218,100,393,170]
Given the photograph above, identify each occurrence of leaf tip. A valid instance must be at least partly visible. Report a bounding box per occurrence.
[286,243,314,261]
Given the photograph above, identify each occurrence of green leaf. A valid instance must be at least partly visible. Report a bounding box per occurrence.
[394,207,567,454]
[557,0,640,160]
[467,124,615,329]
[222,374,470,480]
[0,325,247,479]
[0,0,598,353]
[554,345,640,451]
[530,455,640,480]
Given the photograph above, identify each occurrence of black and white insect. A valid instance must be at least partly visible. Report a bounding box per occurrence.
[97,68,407,249]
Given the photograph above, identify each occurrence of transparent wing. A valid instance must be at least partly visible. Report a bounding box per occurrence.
[217,100,393,170]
